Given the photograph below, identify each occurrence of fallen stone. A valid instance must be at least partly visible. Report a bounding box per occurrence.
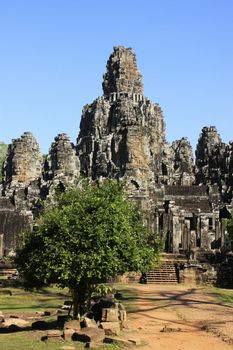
[72,327,105,343]
[104,336,133,346]
[118,310,127,322]
[117,303,125,311]
[81,317,97,328]
[91,298,116,321]
[64,319,80,330]
[100,321,120,336]
[47,329,63,338]
[128,339,141,345]
[63,328,75,341]
[101,308,119,322]
[0,317,29,328]
[161,325,182,333]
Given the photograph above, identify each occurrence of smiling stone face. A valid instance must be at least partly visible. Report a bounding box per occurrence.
[102,46,144,97]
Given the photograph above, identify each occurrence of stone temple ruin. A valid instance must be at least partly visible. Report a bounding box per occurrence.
[0,46,232,284]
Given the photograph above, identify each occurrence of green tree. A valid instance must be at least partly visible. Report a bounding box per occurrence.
[0,141,8,183]
[15,180,159,318]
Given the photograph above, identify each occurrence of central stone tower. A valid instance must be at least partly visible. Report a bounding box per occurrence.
[77,46,166,191]
[102,46,144,97]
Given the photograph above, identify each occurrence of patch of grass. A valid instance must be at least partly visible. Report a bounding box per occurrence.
[0,332,122,350]
[0,285,127,350]
[113,284,139,313]
[208,287,233,306]
[0,331,71,350]
[0,285,70,314]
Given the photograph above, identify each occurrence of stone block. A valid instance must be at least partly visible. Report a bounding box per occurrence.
[82,316,97,328]
[104,336,134,346]
[0,317,29,329]
[47,329,62,339]
[64,319,80,330]
[117,302,125,310]
[100,321,121,336]
[72,327,105,343]
[63,328,75,341]
[101,308,119,322]
[118,310,127,322]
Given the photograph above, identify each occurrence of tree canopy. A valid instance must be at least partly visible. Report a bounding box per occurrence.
[15,180,160,318]
[0,141,7,183]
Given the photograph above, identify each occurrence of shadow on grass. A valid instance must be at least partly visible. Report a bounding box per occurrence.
[0,318,68,334]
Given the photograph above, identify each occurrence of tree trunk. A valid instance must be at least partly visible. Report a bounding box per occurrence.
[72,288,79,319]
[72,283,88,319]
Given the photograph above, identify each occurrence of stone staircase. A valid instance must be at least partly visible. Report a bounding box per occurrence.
[145,253,187,284]
[0,262,17,278]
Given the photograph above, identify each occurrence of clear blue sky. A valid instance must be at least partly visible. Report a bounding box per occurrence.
[0,0,232,154]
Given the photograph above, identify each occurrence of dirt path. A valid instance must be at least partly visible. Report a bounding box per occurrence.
[123,284,233,350]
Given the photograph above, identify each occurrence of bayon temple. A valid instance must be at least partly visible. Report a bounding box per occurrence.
[0,46,233,273]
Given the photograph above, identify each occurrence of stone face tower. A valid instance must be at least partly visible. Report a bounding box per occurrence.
[102,46,144,96]
[3,132,42,189]
[77,46,166,190]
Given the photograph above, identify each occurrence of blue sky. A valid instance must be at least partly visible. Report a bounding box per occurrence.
[0,0,232,154]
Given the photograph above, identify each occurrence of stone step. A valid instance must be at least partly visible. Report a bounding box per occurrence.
[146,259,179,284]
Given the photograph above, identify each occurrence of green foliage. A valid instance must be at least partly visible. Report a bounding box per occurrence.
[92,283,113,297]
[15,180,158,317]
[0,141,8,183]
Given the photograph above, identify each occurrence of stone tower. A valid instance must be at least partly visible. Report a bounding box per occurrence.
[3,132,42,190]
[77,46,166,191]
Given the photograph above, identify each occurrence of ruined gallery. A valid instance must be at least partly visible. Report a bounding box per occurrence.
[0,46,232,285]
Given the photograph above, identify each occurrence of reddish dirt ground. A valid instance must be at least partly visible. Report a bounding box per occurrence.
[123,284,233,350]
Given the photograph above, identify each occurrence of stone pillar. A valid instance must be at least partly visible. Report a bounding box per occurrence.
[0,234,4,259]
[184,219,191,251]
[172,215,180,253]
[215,218,221,241]
[200,216,210,249]
[154,209,159,233]
[196,216,201,247]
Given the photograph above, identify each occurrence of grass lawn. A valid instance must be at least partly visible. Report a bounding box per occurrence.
[113,285,139,313]
[0,285,70,314]
[0,284,125,350]
[207,287,233,306]
[0,331,76,350]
